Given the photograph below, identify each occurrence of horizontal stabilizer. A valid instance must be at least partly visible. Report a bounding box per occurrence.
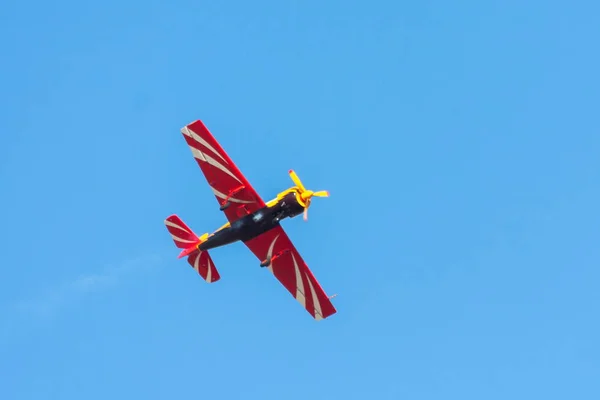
[187,249,220,283]
[164,214,201,249]
[164,214,220,283]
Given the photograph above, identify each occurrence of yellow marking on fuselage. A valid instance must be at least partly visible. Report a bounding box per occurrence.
[265,186,306,208]
[214,221,230,233]
[208,187,305,237]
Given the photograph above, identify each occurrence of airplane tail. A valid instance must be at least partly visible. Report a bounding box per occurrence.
[164,214,220,283]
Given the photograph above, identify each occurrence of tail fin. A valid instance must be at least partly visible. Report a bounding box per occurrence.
[164,214,220,283]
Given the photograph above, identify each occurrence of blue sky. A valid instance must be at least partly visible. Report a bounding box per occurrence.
[1,0,599,398]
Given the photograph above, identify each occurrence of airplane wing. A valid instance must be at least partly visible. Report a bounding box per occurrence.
[180,120,266,222]
[243,225,337,320]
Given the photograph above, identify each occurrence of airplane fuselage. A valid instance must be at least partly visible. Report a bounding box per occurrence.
[198,191,304,251]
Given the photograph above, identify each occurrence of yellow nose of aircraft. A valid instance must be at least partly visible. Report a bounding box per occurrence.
[288,169,329,221]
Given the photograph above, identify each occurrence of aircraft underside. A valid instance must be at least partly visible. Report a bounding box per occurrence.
[198,192,304,251]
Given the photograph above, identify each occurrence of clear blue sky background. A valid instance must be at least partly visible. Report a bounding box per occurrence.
[1,1,599,399]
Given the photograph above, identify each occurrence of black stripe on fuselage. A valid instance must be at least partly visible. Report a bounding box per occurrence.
[198,192,303,251]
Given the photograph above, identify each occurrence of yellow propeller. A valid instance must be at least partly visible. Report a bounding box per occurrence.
[288,169,329,221]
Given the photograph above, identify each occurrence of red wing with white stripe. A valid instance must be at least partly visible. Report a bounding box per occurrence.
[181,120,266,223]
[243,226,337,320]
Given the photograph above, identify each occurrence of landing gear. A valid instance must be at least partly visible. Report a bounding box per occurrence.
[259,249,291,268]
[260,256,271,268]
[218,185,246,211]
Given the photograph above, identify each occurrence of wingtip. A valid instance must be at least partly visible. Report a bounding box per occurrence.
[182,119,202,130]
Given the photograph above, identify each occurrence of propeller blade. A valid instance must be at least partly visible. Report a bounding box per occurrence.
[288,169,328,222]
[288,170,306,192]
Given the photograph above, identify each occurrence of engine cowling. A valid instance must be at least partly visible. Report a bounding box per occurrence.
[279,192,305,219]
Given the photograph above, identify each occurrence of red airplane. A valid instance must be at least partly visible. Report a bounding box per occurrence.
[164,120,337,320]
